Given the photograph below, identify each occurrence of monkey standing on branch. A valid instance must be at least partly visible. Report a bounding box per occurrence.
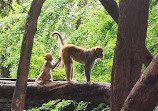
[35,54,61,84]
[51,32,104,84]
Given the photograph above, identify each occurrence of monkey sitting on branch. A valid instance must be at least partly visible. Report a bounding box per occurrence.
[35,54,61,84]
[51,32,104,85]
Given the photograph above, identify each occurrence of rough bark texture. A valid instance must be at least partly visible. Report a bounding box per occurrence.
[121,54,158,111]
[111,0,150,111]
[0,80,110,104]
[99,0,119,24]
[143,47,153,66]
[11,0,45,111]
[99,0,153,67]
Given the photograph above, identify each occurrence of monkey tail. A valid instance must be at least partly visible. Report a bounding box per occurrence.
[51,31,65,46]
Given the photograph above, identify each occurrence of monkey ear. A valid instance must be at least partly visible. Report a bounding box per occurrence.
[44,57,47,60]
[96,47,100,51]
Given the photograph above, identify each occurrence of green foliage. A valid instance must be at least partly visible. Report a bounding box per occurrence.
[26,100,110,111]
[0,13,26,77]
[0,0,117,81]
[0,0,13,17]
[146,3,158,56]
[0,0,158,110]
[27,100,73,111]
[150,0,158,9]
[52,68,66,80]
[92,104,110,111]
[0,0,31,18]
[146,3,158,55]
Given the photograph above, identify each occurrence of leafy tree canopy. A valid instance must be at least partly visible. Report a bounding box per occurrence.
[0,0,157,110]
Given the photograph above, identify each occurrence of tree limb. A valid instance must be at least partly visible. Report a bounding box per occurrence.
[143,47,153,66]
[151,42,158,51]
[121,54,158,111]
[99,0,119,24]
[0,80,111,104]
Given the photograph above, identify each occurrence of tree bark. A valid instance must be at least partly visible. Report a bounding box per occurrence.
[111,0,150,111]
[0,81,110,104]
[143,47,153,66]
[99,0,119,24]
[11,0,45,111]
[121,54,158,111]
[99,0,153,67]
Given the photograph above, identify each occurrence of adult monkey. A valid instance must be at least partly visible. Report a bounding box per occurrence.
[52,32,104,84]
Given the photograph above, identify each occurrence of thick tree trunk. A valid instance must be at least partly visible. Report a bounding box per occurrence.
[11,0,45,111]
[121,54,158,111]
[0,80,110,104]
[111,0,150,111]
[99,0,153,67]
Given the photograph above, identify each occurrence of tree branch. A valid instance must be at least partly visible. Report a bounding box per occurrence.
[121,54,158,111]
[99,0,119,24]
[0,80,111,104]
[151,42,158,51]
[143,47,153,67]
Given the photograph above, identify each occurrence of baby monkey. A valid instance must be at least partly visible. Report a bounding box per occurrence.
[52,32,104,84]
[35,54,61,84]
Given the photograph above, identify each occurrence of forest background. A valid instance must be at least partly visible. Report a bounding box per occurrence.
[0,0,158,110]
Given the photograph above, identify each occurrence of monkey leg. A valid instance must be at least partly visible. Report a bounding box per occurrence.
[35,75,42,83]
[62,53,78,84]
[85,62,94,85]
[85,68,90,82]
[64,65,71,82]
[70,61,73,80]
[64,59,78,84]
[62,56,72,82]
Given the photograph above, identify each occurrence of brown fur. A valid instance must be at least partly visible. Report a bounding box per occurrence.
[52,32,104,84]
[35,54,61,84]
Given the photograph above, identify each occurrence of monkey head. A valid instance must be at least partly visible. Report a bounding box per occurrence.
[44,54,53,61]
[95,47,104,58]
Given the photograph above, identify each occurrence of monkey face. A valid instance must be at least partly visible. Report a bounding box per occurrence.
[99,52,104,58]
[96,47,104,58]
[44,54,53,61]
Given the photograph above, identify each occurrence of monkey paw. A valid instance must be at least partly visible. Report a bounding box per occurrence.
[49,79,53,82]
[36,81,44,85]
[87,81,94,86]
